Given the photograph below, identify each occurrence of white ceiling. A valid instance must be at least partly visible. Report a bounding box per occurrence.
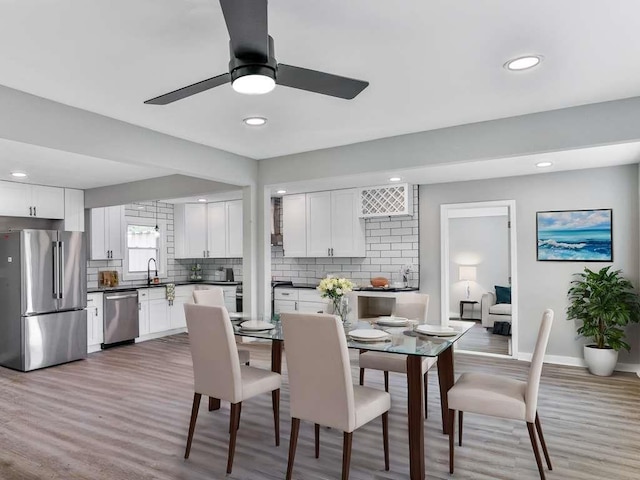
[1,1,640,159]
[0,138,174,189]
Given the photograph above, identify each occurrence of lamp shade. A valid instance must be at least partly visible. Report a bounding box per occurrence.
[459,265,477,282]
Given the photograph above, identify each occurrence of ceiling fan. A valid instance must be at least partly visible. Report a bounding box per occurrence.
[144,0,369,105]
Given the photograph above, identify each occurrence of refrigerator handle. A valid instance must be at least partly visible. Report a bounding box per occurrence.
[58,241,65,299]
[52,241,59,299]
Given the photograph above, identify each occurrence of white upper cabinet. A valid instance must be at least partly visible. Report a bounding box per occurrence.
[64,188,85,232]
[0,181,64,219]
[207,202,226,258]
[282,194,307,258]
[175,203,207,259]
[283,188,365,258]
[90,205,124,260]
[176,201,243,259]
[306,191,332,257]
[330,189,365,257]
[226,200,243,258]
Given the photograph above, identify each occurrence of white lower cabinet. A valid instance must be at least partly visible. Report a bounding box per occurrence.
[138,285,194,339]
[273,288,327,314]
[149,298,170,333]
[138,293,150,336]
[86,293,104,352]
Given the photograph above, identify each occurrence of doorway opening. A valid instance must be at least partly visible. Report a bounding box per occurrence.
[440,200,517,359]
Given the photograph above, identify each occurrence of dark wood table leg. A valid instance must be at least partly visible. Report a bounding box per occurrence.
[407,355,425,480]
[272,339,283,374]
[437,345,455,434]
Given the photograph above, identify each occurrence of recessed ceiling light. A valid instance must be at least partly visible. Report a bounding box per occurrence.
[10,171,27,178]
[243,116,267,126]
[505,55,542,71]
[389,177,401,182]
[198,198,207,203]
[276,189,287,195]
[536,161,553,168]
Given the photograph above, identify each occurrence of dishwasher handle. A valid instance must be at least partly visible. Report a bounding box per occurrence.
[105,293,138,300]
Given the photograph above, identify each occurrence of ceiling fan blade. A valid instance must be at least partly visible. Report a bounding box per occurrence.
[219,0,269,61]
[144,73,230,105]
[276,64,368,99]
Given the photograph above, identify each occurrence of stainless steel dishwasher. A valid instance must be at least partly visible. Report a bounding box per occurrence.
[103,290,139,348]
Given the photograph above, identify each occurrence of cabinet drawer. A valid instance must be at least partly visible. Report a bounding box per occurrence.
[147,288,167,300]
[274,300,296,313]
[297,301,327,314]
[298,289,323,303]
[274,288,298,301]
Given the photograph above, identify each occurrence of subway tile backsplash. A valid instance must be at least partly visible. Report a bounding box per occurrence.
[86,201,242,289]
[271,185,420,287]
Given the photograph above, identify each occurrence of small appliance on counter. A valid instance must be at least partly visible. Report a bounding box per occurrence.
[99,270,119,287]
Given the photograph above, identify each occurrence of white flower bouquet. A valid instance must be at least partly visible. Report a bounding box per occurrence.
[318,277,354,323]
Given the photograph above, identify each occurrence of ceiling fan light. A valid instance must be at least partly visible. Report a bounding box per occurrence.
[232,74,276,95]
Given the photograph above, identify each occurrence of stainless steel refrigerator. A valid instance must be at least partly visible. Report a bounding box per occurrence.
[0,230,87,371]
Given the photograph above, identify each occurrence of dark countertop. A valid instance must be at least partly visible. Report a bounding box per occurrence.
[273,282,419,293]
[88,281,242,294]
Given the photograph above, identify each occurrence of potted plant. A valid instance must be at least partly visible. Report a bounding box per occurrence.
[567,266,640,376]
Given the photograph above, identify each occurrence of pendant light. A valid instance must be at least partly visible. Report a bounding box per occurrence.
[154,201,160,238]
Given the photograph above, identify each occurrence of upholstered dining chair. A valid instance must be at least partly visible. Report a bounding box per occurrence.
[281,312,391,480]
[192,287,251,367]
[183,304,281,474]
[448,309,554,479]
[358,293,434,415]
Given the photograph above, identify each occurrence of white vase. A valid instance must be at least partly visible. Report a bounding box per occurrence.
[583,345,618,376]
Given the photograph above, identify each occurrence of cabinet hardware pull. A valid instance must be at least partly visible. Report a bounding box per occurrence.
[33,206,36,216]
[281,292,290,296]
[29,206,32,216]
[295,301,298,310]
[95,307,98,316]
[331,247,334,256]
[327,247,330,256]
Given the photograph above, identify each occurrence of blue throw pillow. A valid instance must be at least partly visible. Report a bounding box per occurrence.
[495,286,511,304]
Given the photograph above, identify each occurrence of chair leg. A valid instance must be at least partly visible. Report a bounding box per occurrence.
[384,371,389,392]
[208,397,220,411]
[448,409,455,474]
[359,368,365,386]
[458,411,463,446]
[535,413,553,471]
[342,431,353,480]
[423,371,429,418]
[527,422,546,480]
[315,423,320,458]
[272,389,280,446]
[184,393,201,459]
[382,412,390,471]
[286,418,301,480]
[229,402,242,433]
[226,402,242,474]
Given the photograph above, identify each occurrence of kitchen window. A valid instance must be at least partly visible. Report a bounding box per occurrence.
[122,217,167,280]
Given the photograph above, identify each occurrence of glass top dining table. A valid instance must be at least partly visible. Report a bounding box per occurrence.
[230,314,475,480]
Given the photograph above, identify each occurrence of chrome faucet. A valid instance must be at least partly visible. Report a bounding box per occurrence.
[147,258,158,286]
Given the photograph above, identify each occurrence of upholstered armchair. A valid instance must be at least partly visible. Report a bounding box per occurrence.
[481,291,512,328]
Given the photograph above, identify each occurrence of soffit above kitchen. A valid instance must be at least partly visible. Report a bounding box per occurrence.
[0,1,639,160]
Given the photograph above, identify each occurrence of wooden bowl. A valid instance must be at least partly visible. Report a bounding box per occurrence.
[371,277,389,288]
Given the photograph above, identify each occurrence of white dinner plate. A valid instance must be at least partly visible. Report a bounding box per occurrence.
[239,321,275,331]
[348,329,390,342]
[415,325,458,337]
[376,316,409,326]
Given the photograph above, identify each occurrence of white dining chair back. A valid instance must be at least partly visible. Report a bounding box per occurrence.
[192,287,225,306]
[184,303,242,403]
[281,312,356,431]
[525,308,554,423]
[393,293,429,323]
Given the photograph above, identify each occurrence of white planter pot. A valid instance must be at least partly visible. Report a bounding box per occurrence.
[583,345,618,376]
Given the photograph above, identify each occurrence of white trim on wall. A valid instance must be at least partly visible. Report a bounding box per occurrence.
[517,352,640,374]
[441,200,519,359]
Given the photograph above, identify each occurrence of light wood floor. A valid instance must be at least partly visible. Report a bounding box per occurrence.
[456,322,510,355]
[1,334,639,480]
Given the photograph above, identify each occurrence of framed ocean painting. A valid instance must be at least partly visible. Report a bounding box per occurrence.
[536,209,613,262]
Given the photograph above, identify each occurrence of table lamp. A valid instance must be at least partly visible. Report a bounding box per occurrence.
[459,265,477,300]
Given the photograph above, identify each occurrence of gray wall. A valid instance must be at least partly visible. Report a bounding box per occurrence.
[448,216,509,317]
[420,164,640,364]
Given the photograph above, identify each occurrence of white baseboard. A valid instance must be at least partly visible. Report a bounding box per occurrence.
[87,344,102,354]
[517,352,640,373]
